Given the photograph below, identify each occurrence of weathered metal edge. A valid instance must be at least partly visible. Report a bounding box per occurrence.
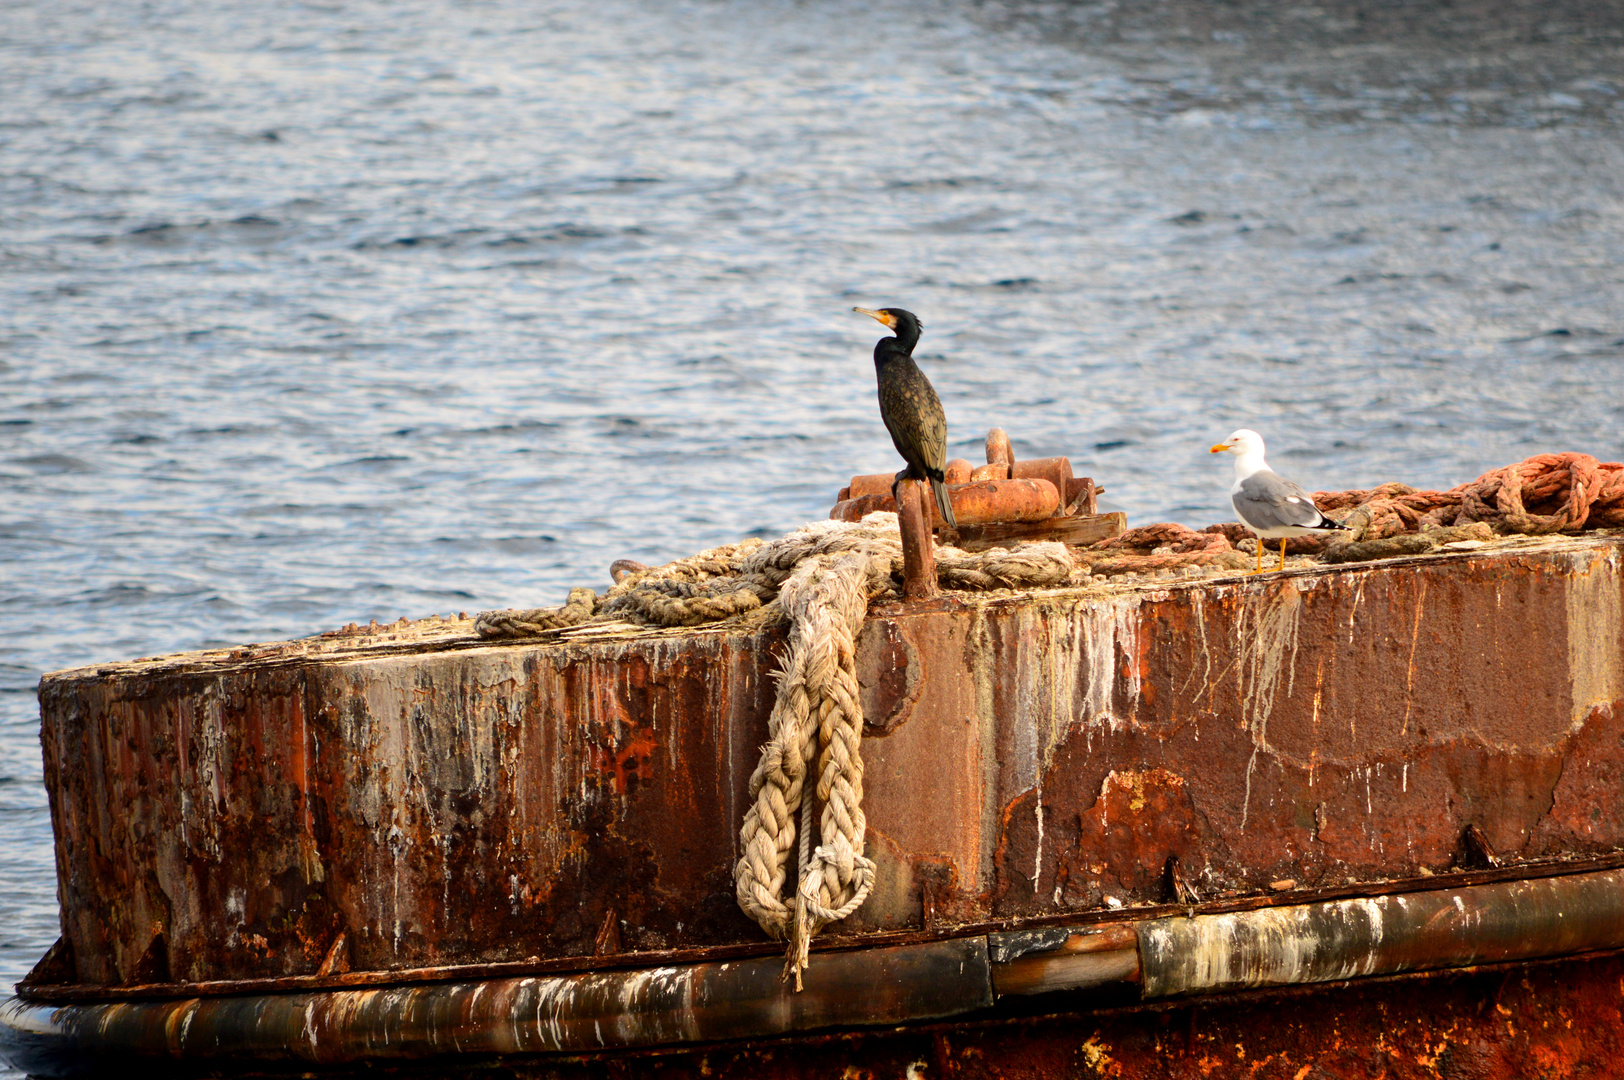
[38,533,1623,684]
[449,947,1624,1080]
[1136,867,1624,998]
[19,851,1624,1003]
[1,937,994,1078]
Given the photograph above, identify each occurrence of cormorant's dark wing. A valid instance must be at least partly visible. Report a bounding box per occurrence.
[1231,470,1334,531]
[908,377,948,474]
[875,356,956,527]
[878,361,948,478]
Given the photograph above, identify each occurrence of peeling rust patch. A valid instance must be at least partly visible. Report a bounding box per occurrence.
[856,618,922,734]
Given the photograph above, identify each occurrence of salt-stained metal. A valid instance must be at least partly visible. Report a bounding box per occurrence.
[1136,867,1624,998]
[2,938,991,1075]
[24,536,1624,991]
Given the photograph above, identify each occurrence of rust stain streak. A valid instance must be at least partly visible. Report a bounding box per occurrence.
[1400,577,1427,736]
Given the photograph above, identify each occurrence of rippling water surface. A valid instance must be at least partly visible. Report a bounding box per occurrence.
[3,0,1623,1040]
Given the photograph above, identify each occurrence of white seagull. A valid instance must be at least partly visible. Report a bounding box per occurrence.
[1210,429,1349,574]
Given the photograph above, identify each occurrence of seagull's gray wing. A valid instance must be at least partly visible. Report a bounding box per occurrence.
[1232,470,1331,531]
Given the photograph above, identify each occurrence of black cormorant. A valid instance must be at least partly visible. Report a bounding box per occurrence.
[853,306,957,528]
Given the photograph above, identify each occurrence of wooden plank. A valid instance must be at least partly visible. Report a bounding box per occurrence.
[947,512,1126,552]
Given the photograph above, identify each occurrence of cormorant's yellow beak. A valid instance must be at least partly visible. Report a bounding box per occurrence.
[853,306,897,329]
[1210,443,1231,454]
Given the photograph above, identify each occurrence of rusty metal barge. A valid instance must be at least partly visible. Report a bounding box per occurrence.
[5,444,1624,1078]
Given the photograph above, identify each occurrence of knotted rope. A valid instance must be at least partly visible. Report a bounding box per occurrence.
[1077,522,1252,575]
[1071,452,1624,576]
[474,515,1077,986]
[1272,451,1624,563]
[1315,452,1624,539]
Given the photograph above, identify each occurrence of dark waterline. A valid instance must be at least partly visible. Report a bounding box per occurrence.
[3,0,1622,1063]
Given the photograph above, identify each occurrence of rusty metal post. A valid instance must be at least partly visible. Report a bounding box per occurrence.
[985,428,1012,469]
[830,479,1061,527]
[897,479,937,602]
[1011,457,1073,515]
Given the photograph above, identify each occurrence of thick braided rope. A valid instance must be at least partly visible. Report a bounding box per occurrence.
[607,540,764,592]
[731,549,887,904]
[1072,522,1252,574]
[935,541,1074,590]
[602,576,777,627]
[731,549,886,988]
[474,587,600,638]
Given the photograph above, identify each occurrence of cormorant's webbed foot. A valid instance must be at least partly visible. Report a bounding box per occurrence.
[891,468,912,508]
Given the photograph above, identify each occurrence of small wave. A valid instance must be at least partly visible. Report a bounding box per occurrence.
[431,535,559,553]
[9,454,92,474]
[337,455,413,467]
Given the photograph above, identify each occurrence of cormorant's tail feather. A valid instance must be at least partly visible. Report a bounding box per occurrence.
[930,476,957,529]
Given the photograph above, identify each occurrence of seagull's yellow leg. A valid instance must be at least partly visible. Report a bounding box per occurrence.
[1278,537,1288,572]
[1249,539,1264,575]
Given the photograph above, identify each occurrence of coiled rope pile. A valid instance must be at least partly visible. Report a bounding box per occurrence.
[476,516,1076,987]
[1072,452,1624,576]
[1317,451,1624,536]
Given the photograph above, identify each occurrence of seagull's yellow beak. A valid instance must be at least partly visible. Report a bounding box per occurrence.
[853,306,897,329]
[1210,442,1231,454]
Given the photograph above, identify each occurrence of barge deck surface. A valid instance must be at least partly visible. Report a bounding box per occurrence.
[4,533,1623,1077]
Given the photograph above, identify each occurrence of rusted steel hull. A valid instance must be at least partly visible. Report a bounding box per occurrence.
[1,939,991,1074]
[26,537,1624,990]
[7,866,1624,1075]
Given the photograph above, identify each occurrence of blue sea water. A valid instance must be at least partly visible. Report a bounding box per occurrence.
[2,0,1623,1070]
